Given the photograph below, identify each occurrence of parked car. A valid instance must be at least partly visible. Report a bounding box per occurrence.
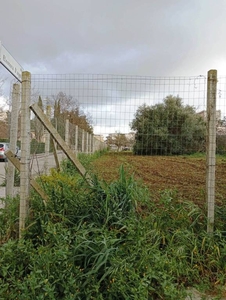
[0,142,9,161]
[0,143,21,161]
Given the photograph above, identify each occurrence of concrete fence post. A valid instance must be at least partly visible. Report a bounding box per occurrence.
[86,132,89,154]
[6,83,20,198]
[206,69,217,234]
[75,125,78,156]
[93,137,97,152]
[91,134,94,153]
[44,105,51,174]
[81,129,85,153]
[20,71,31,238]
[65,119,70,146]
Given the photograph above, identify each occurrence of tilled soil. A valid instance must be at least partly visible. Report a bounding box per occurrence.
[91,153,226,207]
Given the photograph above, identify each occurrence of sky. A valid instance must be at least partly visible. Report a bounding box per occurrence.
[0,0,226,135]
[1,0,226,76]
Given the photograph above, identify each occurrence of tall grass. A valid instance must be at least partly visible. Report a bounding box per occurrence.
[0,154,226,298]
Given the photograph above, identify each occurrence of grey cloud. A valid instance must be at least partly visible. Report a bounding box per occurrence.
[1,0,226,77]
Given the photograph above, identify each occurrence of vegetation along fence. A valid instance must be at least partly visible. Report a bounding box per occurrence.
[4,70,226,235]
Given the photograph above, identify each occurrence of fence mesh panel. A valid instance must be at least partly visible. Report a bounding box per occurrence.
[31,74,207,154]
[216,76,226,154]
[3,72,226,230]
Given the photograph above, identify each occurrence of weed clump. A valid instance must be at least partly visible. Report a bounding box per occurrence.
[0,163,226,299]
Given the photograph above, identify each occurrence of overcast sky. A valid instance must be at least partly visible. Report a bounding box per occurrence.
[0,0,226,135]
[1,0,226,77]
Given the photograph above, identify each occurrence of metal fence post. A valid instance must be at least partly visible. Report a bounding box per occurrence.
[20,71,31,238]
[6,83,20,198]
[206,69,217,234]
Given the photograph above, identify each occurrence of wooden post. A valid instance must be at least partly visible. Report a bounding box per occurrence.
[6,150,49,204]
[6,83,20,198]
[20,71,31,238]
[206,69,217,234]
[30,103,92,184]
[52,139,61,172]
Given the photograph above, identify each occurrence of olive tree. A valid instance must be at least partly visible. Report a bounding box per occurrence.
[131,95,206,155]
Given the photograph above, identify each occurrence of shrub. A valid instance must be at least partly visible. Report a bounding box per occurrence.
[131,95,206,155]
[216,134,226,155]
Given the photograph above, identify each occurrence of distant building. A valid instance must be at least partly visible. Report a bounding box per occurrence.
[198,110,226,136]
[217,127,226,135]
[197,110,221,124]
[94,135,105,142]
[0,110,8,121]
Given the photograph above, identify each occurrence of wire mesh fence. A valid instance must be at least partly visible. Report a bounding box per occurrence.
[3,71,226,234]
[216,75,226,153]
[30,74,208,153]
[5,73,226,178]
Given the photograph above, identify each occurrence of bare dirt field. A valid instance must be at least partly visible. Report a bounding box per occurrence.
[92,152,226,207]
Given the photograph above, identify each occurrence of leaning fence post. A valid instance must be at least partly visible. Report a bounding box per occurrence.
[6,83,20,198]
[206,69,217,234]
[20,71,31,238]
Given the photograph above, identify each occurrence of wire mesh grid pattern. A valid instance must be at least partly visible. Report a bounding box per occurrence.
[31,74,207,153]
[4,71,226,234]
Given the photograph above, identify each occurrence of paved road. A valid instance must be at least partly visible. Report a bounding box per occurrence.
[0,151,66,181]
[29,151,65,177]
[0,161,8,205]
[0,151,66,208]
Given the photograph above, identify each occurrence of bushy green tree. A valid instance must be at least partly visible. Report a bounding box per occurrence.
[131,95,206,155]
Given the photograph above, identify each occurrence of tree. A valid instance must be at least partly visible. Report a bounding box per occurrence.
[0,116,9,139]
[52,92,93,133]
[50,92,93,149]
[31,96,44,142]
[0,78,10,139]
[106,132,130,151]
[131,95,206,155]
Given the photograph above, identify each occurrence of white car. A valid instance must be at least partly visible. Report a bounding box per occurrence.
[0,143,21,161]
[0,142,9,161]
